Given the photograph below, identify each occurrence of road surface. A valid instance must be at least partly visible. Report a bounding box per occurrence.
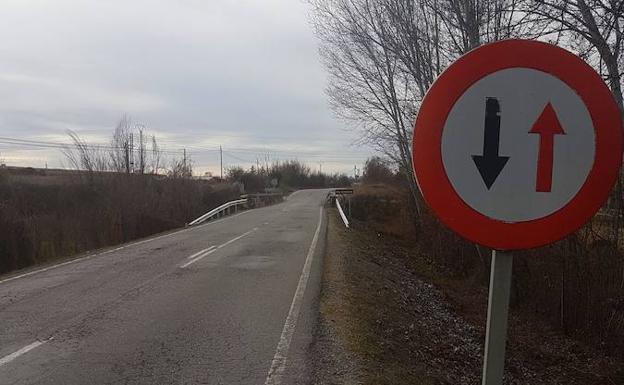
[0,189,329,384]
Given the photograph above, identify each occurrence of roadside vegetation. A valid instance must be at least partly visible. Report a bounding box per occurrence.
[318,204,623,384]
[362,158,624,354]
[0,168,240,274]
[226,160,352,193]
[315,158,624,383]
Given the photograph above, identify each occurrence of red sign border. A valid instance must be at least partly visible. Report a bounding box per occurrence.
[412,39,623,250]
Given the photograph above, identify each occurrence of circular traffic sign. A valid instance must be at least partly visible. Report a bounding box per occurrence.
[412,39,623,250]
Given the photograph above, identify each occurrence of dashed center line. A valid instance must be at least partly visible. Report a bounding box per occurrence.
[0,338,52,367]
[186,246,216,259]
[180,227,258,269]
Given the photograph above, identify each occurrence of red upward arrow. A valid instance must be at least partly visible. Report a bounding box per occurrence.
[529,103,566,192]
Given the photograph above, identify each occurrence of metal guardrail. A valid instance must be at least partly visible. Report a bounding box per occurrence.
[188,198,248,226]
[242,192,284,198]
[243,192,284,208]
[335,197,350,228]
[334,187,354,195]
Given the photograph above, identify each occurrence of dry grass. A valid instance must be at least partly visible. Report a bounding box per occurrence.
[319,202,624,384]
[0,169,239,274]
[318,210,439,385]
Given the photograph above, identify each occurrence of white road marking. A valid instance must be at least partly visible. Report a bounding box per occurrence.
[264,206,323,385]
[217,227,258,249]
[180,249,218,269]
[180,228,258,268]
[0,210,251,286]
[186,246,215,259]
[0,338,52,367]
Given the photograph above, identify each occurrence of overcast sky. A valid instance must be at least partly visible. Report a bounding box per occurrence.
[0,0,370,175]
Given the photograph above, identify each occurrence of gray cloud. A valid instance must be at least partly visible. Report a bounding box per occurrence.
[0,0,370,174]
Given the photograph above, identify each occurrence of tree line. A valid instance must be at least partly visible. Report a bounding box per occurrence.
[226,160,353,193]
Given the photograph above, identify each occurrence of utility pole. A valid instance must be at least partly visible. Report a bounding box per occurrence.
[220,145,223,180]
[319,162,322,174]
[124,140,130,174]
[139,127,145,174]
[183,148,187,174]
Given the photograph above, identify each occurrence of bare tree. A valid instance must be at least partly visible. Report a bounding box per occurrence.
[110,115,133,173]
[137,124,146,174]
[310,0,533,223]
[528,0,624,114]
[151,135,162,174]
[525,0,624,242]
[63,130,109,173]
[63,116,166,177]
[311,0,425,217]
[168,155,193,178]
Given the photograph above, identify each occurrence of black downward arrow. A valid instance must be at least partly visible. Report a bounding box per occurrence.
[471,97,509,189]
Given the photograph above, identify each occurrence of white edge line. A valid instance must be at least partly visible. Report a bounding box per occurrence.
[0,210,252,286]
[216,228,258,249]
[264,206,323,385]
[0,338,52,366]
[180,228,258,269]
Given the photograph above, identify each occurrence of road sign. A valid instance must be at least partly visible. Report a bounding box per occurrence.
[412,39,623,250]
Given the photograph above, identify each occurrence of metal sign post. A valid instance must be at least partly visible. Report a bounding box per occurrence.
[482,251,513,385]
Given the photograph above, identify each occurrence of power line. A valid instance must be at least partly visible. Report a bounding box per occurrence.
[223,151,251,163]
[0,136,364,159]
[0,136,186,155]
[0,136,369,167]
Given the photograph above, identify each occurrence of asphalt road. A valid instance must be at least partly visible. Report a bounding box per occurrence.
[0,189,329,385]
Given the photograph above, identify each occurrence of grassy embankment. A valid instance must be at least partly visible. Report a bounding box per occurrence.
[315,182,624,384]
[0,167,239,275]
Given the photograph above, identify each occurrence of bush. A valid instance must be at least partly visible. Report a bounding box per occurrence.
[0,170,239,274]
[362,156,394,185]
[354,176,624,355]
[227,160,352,192]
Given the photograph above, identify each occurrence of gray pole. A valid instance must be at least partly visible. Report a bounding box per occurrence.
[220,145,223,179]
[482,250,513,385]
[129,133,134,172]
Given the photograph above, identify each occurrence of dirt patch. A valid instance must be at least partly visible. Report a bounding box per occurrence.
[312,209,623,384]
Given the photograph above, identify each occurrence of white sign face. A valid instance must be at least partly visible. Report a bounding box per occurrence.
[441,68,595,222]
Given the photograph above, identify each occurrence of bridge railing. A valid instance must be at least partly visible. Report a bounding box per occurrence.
[188,198,248,226]
[328,190,351,229]
[335,197,350,228]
